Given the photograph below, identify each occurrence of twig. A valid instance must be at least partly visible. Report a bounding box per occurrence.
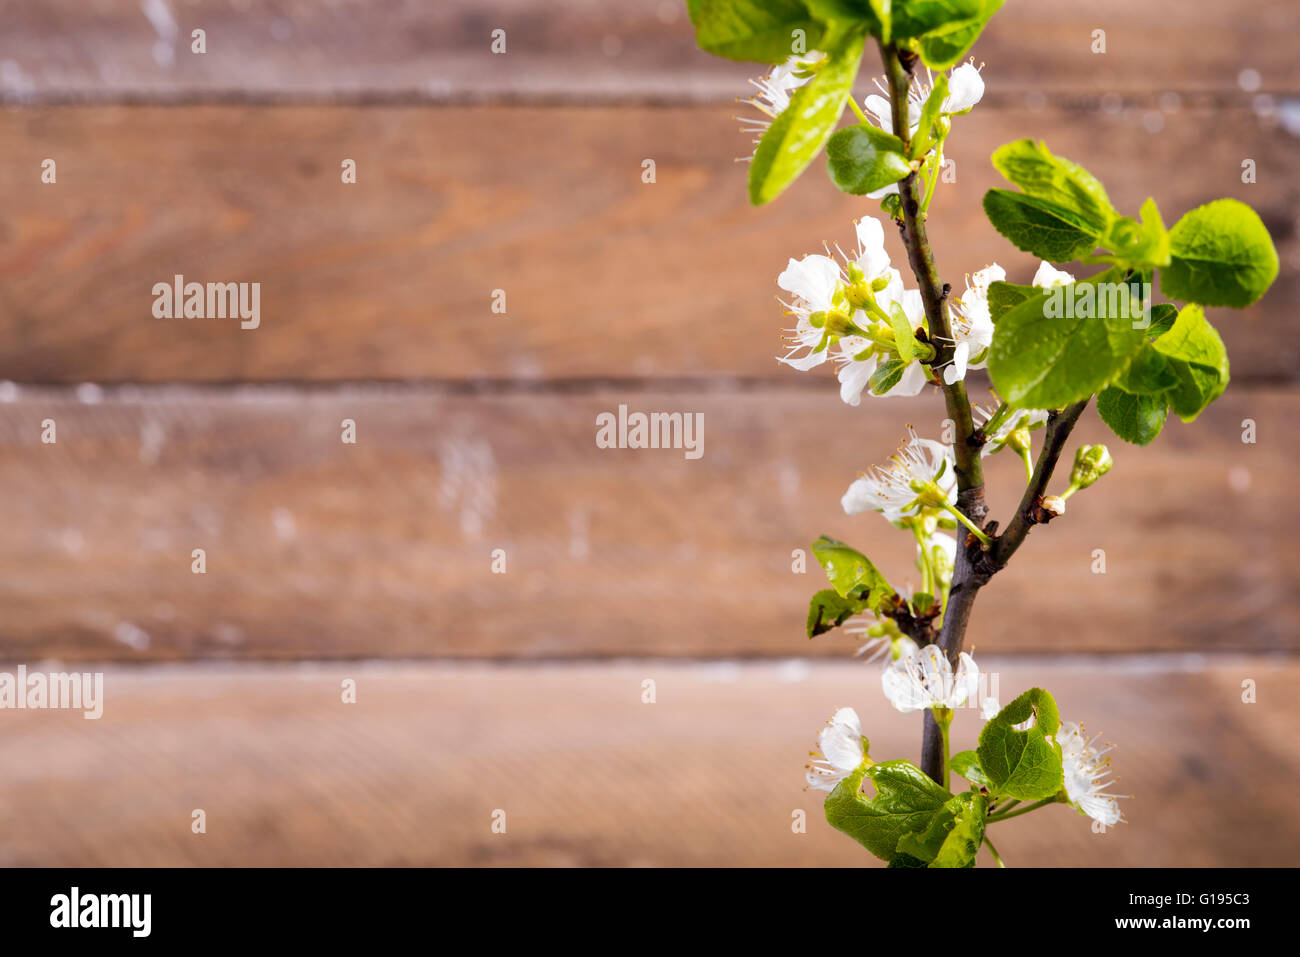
[881,42,991,784]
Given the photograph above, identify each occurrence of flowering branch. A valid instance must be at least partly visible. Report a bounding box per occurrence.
[879,40,994,785]
[990,400,1089,567]
[689,0,1278,867]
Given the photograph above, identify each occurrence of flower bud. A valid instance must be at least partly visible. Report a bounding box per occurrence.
[1041,494,1066,517]
[1005,426,1032,457]
[1070,444,1113,490]
[844,282,873,309]
[822,309,858,338]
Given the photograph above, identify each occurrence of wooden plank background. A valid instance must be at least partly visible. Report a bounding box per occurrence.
[1,659,1295,867]
[0,0,1297,866]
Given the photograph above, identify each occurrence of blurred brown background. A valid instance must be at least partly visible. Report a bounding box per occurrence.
[0,0,1296,865]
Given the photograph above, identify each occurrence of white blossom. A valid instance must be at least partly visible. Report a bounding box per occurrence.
[973,403,1050,458]
[1058,721,1126,826]
[941,263,1003,384]
[776,254,841,370]
[881,643,980,712]
[841,429,955,522]
[805,707,868,790]
[738,55,819,158]
[835,285,928,404]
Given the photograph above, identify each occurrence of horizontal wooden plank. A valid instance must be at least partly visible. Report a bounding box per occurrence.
[0,659,1294,865]
[1,0,1295,103]
[0,386,1294,660]
[0,104,1295,383]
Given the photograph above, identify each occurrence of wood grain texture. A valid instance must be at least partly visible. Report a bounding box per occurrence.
[0,386,1294,661]
[1,104,1296,383]
[1,0,1295,103]
[0,659,1292,866]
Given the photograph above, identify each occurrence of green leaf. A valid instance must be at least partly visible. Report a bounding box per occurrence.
[1146,302,1179,337]
[990,139,1116,232]
[824,760,952,862]
[749,27,867,205]
[806,588,868,637]
[951,749,993,789]
[811,535,894,611]
[869,357,907,395]
[687,0,827,63]
[1153,304,1230,421]
[826,124,911,196]
[1112,343,1178,394]
[987,268,1149,409]
[1160,198,1279,308]
[982,189,1103,263]
[986,280,1036,323]
[805,0,878,23]
[909,72,948,158]
[1102,197,1170,268]
[895,791,988,868]
[887,301,919,362]
[887,853,929,868]
[892,0,982,38]
[909,0,1004,70]
[977,688,1064,801]
[1097,387,1168,446]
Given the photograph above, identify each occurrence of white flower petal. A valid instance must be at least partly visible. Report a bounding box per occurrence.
[945,62,985,114]
[778,254,840,309]
[836,355,877,406]
[863,94,893,134]
[1032,261,1076,289]
[854,217,891,279]
[943,341,969,384]
[818,708,865,771]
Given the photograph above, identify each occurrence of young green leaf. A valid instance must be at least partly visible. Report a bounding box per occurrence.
[951,749,994,789]
[1102,197,1170,268]
[1152,304,1230,421]
[1159,198,1279,308]
[977,687,1064,801]
[869,357,907,395]
[907,0,1004,70]
[811,535,894,611]
[895,791,988,868]
[986,280,1037,323]
[987,268,1149,409]
[686,0,827,63]
[1146,302,1179,337]
[990,139,1116,232]
[887,301,919,362]
[909,72,949,159]
[1111,343,1178,395]
[824,760,952,862]
[1097,386,1169,446]
[805,0,879,24]
[749,27,867,205]
[982,189,1103,263]
[806,587,868,637]
[826,124,911,195]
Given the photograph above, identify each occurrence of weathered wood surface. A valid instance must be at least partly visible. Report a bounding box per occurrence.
[1,104,1295,383]
[0,659,1291,866]
[1,0,1295,103]
[0,387,1293,660]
